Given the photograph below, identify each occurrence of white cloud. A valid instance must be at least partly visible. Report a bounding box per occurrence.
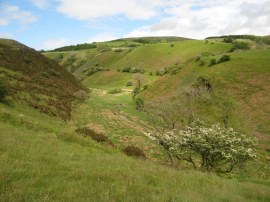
[41,38,70,50]
[126,0,270,39]
[28,0,50,9]
[56,0,165,20]
[0,32,13,39]
[0,4,37,26]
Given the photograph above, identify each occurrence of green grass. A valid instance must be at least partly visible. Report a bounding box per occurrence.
[1,38,268,201]
[1,101,270,201]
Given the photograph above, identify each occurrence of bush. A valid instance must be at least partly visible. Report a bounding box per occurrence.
[48,69,60,77]
[114,49,123,52]
[108,89,122,94]
[54,53,64,62]
[230,42,250,52]
[132,86,140,99]
[122,67,131,73]
[75,127,113,144]
[147,120,257,172]
[0,79,8,102]
[73,90,89,101]
[156,68,168,76]
[126,81,133,87]
[223,38,233,43]
[41,72,50,78]
[135,97,144,111]
[87,66,108,76]
[142,85,148,91]
[123,146,146,158]
[208,59,216,66]
[122,67,144,74]
[195,56,201,62]
[199,61,205,66]
[217,55,230,64]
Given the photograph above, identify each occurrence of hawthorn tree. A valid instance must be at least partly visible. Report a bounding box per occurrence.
[147,120,257,173]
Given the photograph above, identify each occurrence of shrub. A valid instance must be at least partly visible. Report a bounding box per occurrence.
[208,59,216,66]
[126,81,133,87]
[132,86,140,99]
[142,85,148,91]
[217,55,230,64]
[149,72,153,75]
[223,38,233,43]
[195,56,201,62]
[170,67,181,75]
[199,61,205,66]
[122,67,144,74]
[156,68,168,76]
[114,49,123,52]
[122,67,131,73]
[41,72,50,78]
[108,89,122,94]
[0,79,8,102]
[73,90,89,101]
[135,97,144,111]
[147,120,257,172]
[75,127,112,144]
[230,42,250,52]
[87,66,108,76]
[48,69,60,77]
[123,146,146,158]
[54,53,64,62]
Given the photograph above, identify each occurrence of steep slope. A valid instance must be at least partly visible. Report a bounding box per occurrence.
[1,101,270,201]
[46,39,269,145]
[0,39,85,120]
[145,49,270,147]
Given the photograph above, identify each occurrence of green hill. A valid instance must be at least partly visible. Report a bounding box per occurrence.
[43,37,270,177]
[0,39,85,120]
[1,37,270,201]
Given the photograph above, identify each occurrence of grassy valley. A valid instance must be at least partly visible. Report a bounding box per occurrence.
[1,36,270,201]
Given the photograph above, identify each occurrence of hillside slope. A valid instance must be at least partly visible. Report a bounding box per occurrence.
[1,38,270,201]
[44,39,269,146]
[1,101,270,201]
[0,39,85,120]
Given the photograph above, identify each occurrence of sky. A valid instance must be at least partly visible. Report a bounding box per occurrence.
[0,0,269,50]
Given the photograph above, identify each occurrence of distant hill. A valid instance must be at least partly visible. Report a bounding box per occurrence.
[115,36,191,43]
[0,39,85,120]
[206,34,270,45]
[47,36,191,52]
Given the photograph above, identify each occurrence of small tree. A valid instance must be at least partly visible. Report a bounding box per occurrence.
[147,120,257,172]
[132,73,144,100]
[133,73,144,91]
[0,79,8,102]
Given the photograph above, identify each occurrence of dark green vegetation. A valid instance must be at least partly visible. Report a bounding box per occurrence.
[1,35,270,201]
[206,35,270,45]
[0,39,85,120]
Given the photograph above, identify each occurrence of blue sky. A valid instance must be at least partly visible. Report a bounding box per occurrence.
[0,0,269,50]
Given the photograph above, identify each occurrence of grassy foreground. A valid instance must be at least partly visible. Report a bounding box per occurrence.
[1,101,270,202]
